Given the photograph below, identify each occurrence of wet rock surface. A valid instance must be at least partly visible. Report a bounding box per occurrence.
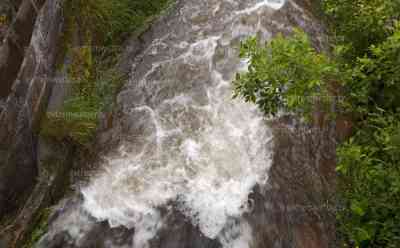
[39,196,221,248]
[246,118,336,248]
[0,0,67,246]
[37,0,334,248]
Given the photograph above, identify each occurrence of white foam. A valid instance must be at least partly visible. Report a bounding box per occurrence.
[236,0,285,15]
[181,139,202,161]
[77,0,278,247]
[81,88,272,243]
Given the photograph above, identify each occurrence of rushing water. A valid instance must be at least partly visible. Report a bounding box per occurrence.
[38,0,287,247]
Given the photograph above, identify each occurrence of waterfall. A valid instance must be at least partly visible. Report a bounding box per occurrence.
[38,0,287,247]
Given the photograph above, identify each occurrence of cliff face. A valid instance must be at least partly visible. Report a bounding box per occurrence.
[0,0,47,99]
[250,117,336,248]
[0,0,67,246]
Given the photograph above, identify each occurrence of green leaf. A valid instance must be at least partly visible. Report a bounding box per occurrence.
[351,201,366,216]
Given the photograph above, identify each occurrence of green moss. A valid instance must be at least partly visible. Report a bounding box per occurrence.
[233,29,339,119]
[63,0,175,46]
[0,14,7,25]
[42,0,175,146]
[22,208,51,248]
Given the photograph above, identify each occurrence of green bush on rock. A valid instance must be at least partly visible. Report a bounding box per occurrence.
[234,28,340,119]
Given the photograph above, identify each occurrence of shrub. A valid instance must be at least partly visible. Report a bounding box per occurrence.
[337,111,400,247]
[233,28,340,120]
[323,0,400,61]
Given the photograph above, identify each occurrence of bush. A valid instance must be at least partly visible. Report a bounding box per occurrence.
[233,29,339,119]
[323,0,400,61]
[337,111,400,247]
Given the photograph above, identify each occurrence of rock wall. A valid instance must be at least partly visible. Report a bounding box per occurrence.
[247,117,336,248]
[0,0,65,233]
[0,0,47,99]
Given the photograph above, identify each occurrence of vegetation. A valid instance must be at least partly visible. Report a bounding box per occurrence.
[337,112,400,247]
[64,0,174,46]
[233,0,400,247]
[40,45,124,145]
[22,208,51,248]
[233,29,339,119]
[40,0,174,145]
[0,14,6,25]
